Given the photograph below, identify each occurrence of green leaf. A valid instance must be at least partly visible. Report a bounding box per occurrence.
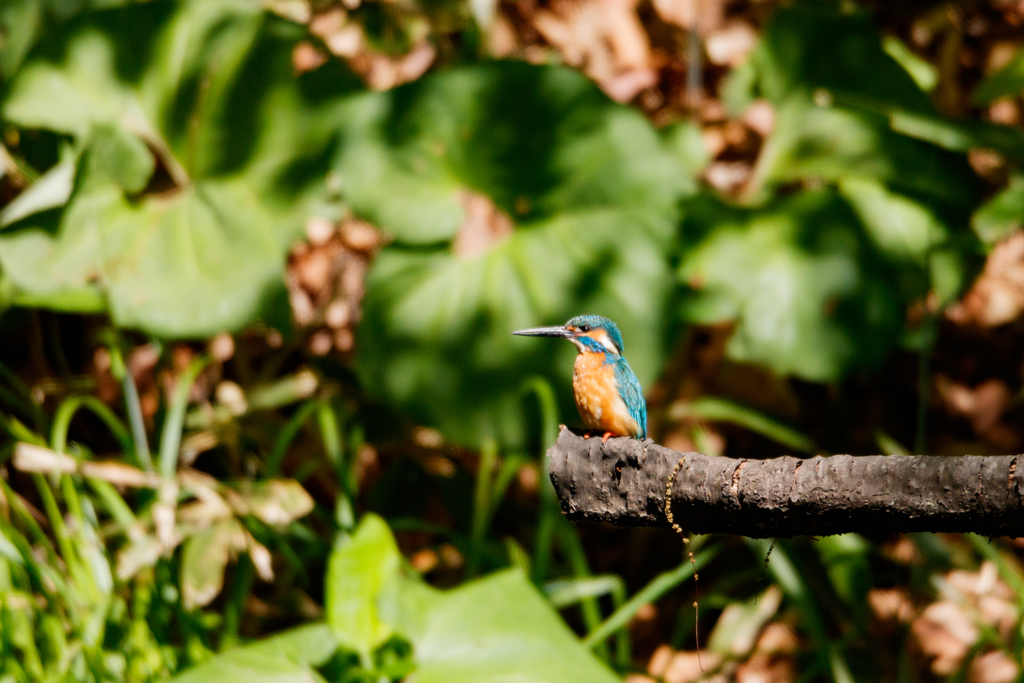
[0,0,360,336]
[679,191,905,382]
[400,569,620,683]
[973,175,1024,246]
[750,5,932,111]
[838,177,971,305]
[342,63,690,447]
[882,36,937,93]
[815,534,871,613]
[0,178,298,334]
[0,155,75,228]
[169,625,335,683]
[180,517,245,610]
[78,124,154,194]
[744,5,981,206]
[708,586,782,656]
[0,0,41,79]
[754,100,979,208]
[243,624,339,668]
[325,513,401,661]
[972,48,1024,105]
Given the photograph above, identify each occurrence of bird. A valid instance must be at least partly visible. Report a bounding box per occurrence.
[513,315,647,442]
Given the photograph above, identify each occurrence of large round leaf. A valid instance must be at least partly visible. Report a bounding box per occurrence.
[679,190,907,382]
[694,3,983,381]
[737,5,982,210]
[337,63,691,447]
[0,0,360,336]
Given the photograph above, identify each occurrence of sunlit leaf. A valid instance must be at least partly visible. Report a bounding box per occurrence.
[746,5,981,207]
[402,569,620,683]
[973,174,1024,246]
[0,0,41,79]
[325,513,401,661]
[679,191,905,381]
[169,625,335,683]
[0,155,75,227]
[342,62,691,447]
[972,48,1024,105]
[0,0,360,336]
[882,36,937,93]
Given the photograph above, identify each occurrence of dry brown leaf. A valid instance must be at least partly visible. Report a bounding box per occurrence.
[13,443,77,474]
[340,219,382,253]
[292,41,327,73]
[652,0,724,33]
[532,0,653,101]
[663,651,721,683]
[230,480,315,526]
[247,533,275,582]
[410,548,439,573]
[948,232,1024,327]
[453,190,514,258]
[868,587,915,623]
[356,42,436,91]
[602,68,659,103]
[989,99,1020,126]
[80,461,161,488]
[936,377,1011,435]
[305,216,336,246]
[489,15,518,57]
[969,651,1019,683]
[215,381,247,416]
[736,651,795,683]
[705,22,758,67]
[648,643,675,677]
[754,623,799,653]
[208,332,235,362]
[704,161,752,193]
[742,100,775,138]
[911,601,978,675]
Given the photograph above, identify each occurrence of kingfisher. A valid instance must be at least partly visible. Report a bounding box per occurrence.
[513,315,647,442]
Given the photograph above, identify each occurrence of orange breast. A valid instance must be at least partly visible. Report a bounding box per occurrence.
[572,352,640,437]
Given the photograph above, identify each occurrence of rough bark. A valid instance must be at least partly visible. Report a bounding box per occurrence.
[547,428,1024,538]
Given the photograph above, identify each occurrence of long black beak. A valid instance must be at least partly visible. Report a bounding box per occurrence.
[512,326,572,338]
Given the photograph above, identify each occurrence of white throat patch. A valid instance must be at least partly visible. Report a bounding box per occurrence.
[593,330,619,354]
[573,329,618,355]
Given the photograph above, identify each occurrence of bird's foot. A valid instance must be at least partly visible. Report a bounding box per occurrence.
[582,431,592,440]
[601,431,614,444]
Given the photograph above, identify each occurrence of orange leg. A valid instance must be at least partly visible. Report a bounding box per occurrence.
[582,431,591,439]
[601,431,615,444]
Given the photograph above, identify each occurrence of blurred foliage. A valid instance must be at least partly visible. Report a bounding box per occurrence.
[342,63,689,444]
[4,0,1024,681]
[0,0,358,334]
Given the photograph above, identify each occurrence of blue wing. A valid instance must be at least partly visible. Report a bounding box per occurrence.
[613,358,647,438]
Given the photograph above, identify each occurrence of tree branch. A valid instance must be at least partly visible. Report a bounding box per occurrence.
[547,428,1024,538]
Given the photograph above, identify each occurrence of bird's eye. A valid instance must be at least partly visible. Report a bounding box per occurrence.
[579,325,590,332]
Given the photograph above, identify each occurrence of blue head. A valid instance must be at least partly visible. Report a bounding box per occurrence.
[513,315,646,438]
[512,315,625,357]
[564,315,624,356]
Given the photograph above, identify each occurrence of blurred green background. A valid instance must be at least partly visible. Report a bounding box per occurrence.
[2,0,1024,680]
